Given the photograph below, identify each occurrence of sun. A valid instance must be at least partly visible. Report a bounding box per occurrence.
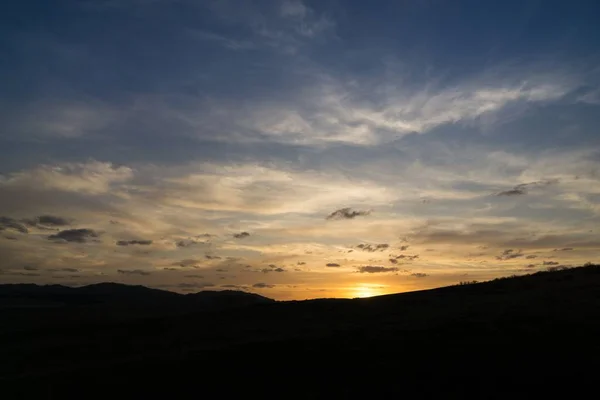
[354,286,378,298]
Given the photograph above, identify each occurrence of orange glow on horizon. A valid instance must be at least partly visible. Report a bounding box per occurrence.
[354,285,380,298]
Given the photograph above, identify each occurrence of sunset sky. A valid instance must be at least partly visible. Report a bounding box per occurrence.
[1,0,599,300]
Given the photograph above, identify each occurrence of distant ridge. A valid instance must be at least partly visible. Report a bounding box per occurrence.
[0,282,274,310]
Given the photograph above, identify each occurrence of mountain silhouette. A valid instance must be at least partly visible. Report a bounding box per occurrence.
[0,282,273,308]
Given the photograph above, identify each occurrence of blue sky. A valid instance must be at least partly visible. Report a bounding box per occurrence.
[1,0,600,299]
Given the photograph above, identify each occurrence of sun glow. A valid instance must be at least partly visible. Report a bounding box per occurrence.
[354,285,379,298]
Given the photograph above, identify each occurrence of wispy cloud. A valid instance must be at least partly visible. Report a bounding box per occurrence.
[326,208,371,220]
[118,269,151,276]
[357,266,399,274]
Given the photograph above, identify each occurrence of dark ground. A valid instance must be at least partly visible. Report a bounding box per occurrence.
[2,265,600,399]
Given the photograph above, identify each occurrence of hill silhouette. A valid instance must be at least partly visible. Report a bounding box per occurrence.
[2,264,600,398]
[0,282,273,308]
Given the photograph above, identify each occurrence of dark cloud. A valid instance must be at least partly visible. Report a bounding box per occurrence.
[24,215,71,227]
[553,247,574,252]
[496,249,524,260]
[525,255,538,259]
[221,284,248,290]
[260,267,286,273]
[496,179,559,196]
[176,238,208,248]
[326,263,340,267]
[116,239,153,246]
[389,258,398,264]
[205,255,222,260]
[0,216,28,234]
[184,274,204,278]
[48,268,80,272]
[233,232,250,239]
[173,259,202,268]
[394,254,419,261]
[543,261,559,266]
[48,228,99,243]
[164,267,178,271]
[526,264,537,268]
[297,261,306,265]
[357,266,399,273]
[2,271,40,277]
[411,273,428,278]
[23,265,38,271]
[496,188,527,196]
[326,207,371,220]
[253,282,275,288]
[117,269,151,275]
[356,243,389,252]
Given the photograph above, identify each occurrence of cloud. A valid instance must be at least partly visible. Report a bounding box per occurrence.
[542,261,560,266]
[326,208,371,220]
[173,259,202,268]
[23,215,71,227]
[1,271,41,277]
[212,65,578,147]
[411,273,428,278]
[0,161,133,195]
[496,249,525,261]
[357,266,399,273]
[356,243,389,252]
[117,269,151,276]
[326,263,340,267]
[176,238,210,248]
[253,282,275,288]
[260,267,286,273]
[183,274,204,278]
[116,239,153,246]
[553,247,574,252]
[525,255,538,259]
[220,284,248,290]
[279,0,334,38]
[0,217,28,234]
[496,188,527,196]
[233,232,250,239]
[49,268,80,273]
[393,254,419,261]
[48,228,99,243]
[496,179,559,196]
[23,266,38,271]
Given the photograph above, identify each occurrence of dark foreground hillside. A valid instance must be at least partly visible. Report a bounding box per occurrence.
[2,265,600,399]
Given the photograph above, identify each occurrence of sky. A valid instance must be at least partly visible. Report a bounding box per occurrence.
[1,0,600,300]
